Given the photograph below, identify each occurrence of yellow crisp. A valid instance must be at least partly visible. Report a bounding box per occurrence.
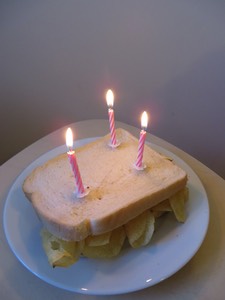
[85,231,111,246]
[41,229,80,268]
[169,188,189,222]
[125,210,155,248]
[82,226,126,259]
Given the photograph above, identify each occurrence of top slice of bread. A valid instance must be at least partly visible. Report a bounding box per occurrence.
[23,128,187,241]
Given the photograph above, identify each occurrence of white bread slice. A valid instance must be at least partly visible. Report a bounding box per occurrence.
[23,128,187,241]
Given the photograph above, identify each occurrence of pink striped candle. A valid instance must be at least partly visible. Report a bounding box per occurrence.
[135,111,148,170]
[66,128,86,197]
[106,89,117,147]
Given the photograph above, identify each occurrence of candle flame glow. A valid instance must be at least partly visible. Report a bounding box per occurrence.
[106,89,114,108]
[66,127,73,149]
[141,111,148,130]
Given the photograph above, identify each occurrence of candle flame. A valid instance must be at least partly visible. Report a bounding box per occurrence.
[106,89,114,108]
[141,111,148,130]
[66,127,73,149]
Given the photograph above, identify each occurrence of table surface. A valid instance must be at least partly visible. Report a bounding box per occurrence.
[1,119,225,300]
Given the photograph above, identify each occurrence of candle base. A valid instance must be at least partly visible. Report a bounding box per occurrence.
[133,163,147,171]
[108,140,121,148]
[74,187,90,198]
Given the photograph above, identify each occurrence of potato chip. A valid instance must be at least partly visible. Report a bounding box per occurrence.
[125,210,155,248]
[132,211,155,248]
[151,210,164,218]
[169,187,189,222]
[151,198,172,212]
[40,229,81,267]
[124,210,148,245]
[85,231,111,246]
[82,226,126,259]
[150,198,172,219]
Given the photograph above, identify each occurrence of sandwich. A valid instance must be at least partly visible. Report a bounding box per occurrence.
[23,128,188,267]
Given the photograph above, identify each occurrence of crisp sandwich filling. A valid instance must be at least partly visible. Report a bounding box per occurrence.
[41,188,188,268]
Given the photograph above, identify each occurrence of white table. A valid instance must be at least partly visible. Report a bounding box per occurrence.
[1,120,225,300]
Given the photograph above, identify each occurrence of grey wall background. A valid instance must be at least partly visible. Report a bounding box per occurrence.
[1,0,225,179]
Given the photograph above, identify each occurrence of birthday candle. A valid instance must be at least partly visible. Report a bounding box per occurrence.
[106,89,117,146]
[135,111,148,169]
[66,128,85,196]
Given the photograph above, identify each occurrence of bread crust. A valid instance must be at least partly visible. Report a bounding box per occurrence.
[23,129,187,241]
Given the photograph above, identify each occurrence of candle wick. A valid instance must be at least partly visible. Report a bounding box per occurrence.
[67,146,73,153]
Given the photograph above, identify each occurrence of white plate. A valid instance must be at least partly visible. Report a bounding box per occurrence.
[3,137,209,295]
